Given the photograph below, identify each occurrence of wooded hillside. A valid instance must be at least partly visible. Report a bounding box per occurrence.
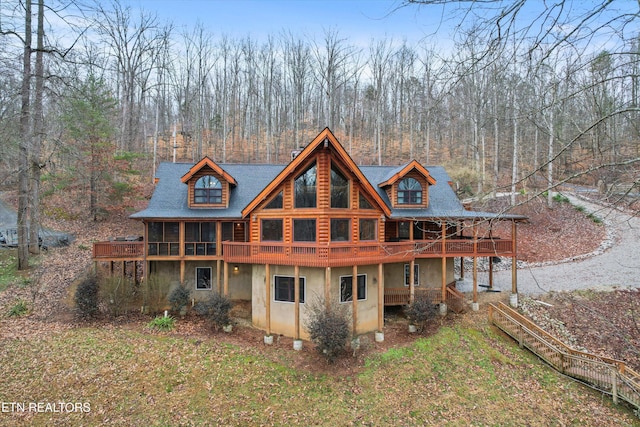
[1,1,638,268]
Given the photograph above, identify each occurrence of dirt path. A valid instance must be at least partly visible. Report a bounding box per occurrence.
[490,193,640,295]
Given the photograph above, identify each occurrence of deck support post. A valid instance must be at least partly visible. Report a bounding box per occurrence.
[460,257,464,279]
[409,259,415,305]
[324,267,331,309]
[440,256,447,315]
[488,256,494,290]
[265,264,271,336]
[216,259,222,293]
[511,220,518,307]
[352,264,358,335]
[472,256,479,311]
[223,262,229,296]
[294,265,300,341]
[377,263,384,334]
[179,260,185,284]
[472,222,478,309]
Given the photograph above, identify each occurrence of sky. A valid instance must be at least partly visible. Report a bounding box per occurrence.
[123,0,455,47]
[118,0,639,54]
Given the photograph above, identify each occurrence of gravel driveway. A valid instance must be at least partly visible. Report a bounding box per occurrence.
[486,194,640,295]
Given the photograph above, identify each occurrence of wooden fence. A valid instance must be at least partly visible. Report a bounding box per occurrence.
[489,301,640,416]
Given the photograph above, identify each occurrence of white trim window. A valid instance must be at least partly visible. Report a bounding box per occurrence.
[274,275,306,303]
[404,264,419,287]
[340,274,367,303]
[196,267,212,290]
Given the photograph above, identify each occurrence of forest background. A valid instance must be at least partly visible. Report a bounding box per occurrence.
[0,0,638,269]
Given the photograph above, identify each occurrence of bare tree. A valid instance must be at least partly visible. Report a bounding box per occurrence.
[369,37,394,165]
[405,0,640,201]
[95,0,164,152]
[311,28,358,131]
[17,0,33,270]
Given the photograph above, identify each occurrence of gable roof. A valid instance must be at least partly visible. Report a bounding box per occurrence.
[131,162,282,219]
[241,127,391,217]
[378,159,437,188]
[180,156,237,186]
[131,128,526,222]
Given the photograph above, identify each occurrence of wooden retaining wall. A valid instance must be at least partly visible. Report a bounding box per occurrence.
[489,302,640,416]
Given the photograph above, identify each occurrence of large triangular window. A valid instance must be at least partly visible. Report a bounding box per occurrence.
[294,162,317,208]
[331,165,349,208]
[265,191,283,209]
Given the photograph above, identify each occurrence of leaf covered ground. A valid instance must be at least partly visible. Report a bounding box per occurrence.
[0,191,639,424]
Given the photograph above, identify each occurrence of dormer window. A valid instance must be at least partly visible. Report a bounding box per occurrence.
[194,175,222,204]
[398,178,422,204]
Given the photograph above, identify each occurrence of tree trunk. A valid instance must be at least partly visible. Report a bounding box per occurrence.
[29,0,45,255]
[18,0,32,270]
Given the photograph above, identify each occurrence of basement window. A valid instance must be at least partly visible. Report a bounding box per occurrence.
[340,274,366,303]
[196,267,212,290]
[274,275,305,303]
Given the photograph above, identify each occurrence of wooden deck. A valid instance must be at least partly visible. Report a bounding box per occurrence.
[93,241,144,260]
[93,238,513,267]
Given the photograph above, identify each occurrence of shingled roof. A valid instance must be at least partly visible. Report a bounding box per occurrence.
[131,160,524,221]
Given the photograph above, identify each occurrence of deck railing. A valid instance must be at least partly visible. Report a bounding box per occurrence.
[93,238,513,264]
[489,302,640,414]
[222,239,513,267]
[383,282,466,312]
[93,241,144,259]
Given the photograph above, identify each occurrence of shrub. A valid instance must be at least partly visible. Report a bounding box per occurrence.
[148,315,175,331]
[168,285,192,314]
[553,193,570,203]
[99,276,136,317]
[445,164,480,197]
[588,213,603,224]
[404,293,438,333]
[304,297,351,363]
[194,292,232,331]
[7,299,28,317]
[75,273,100,319]
[142,275,172,315]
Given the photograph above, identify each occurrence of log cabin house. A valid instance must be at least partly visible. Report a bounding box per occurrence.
[93,128,525,341]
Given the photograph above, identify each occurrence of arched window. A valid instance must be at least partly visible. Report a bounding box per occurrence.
[398,178,422,204]
[194,175,222,204]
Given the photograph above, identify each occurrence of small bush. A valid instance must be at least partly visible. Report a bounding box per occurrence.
[142,275,172,315]
[404,293,438,333]
[588,213,603,224]
[7,299,28,317]
[100,276,136,317]
[553,193,570,203]
[304,297,351,363]
[194,292,232,331]
[148,315,175,331]
[75,273,100,319]
[168,285,192,314]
